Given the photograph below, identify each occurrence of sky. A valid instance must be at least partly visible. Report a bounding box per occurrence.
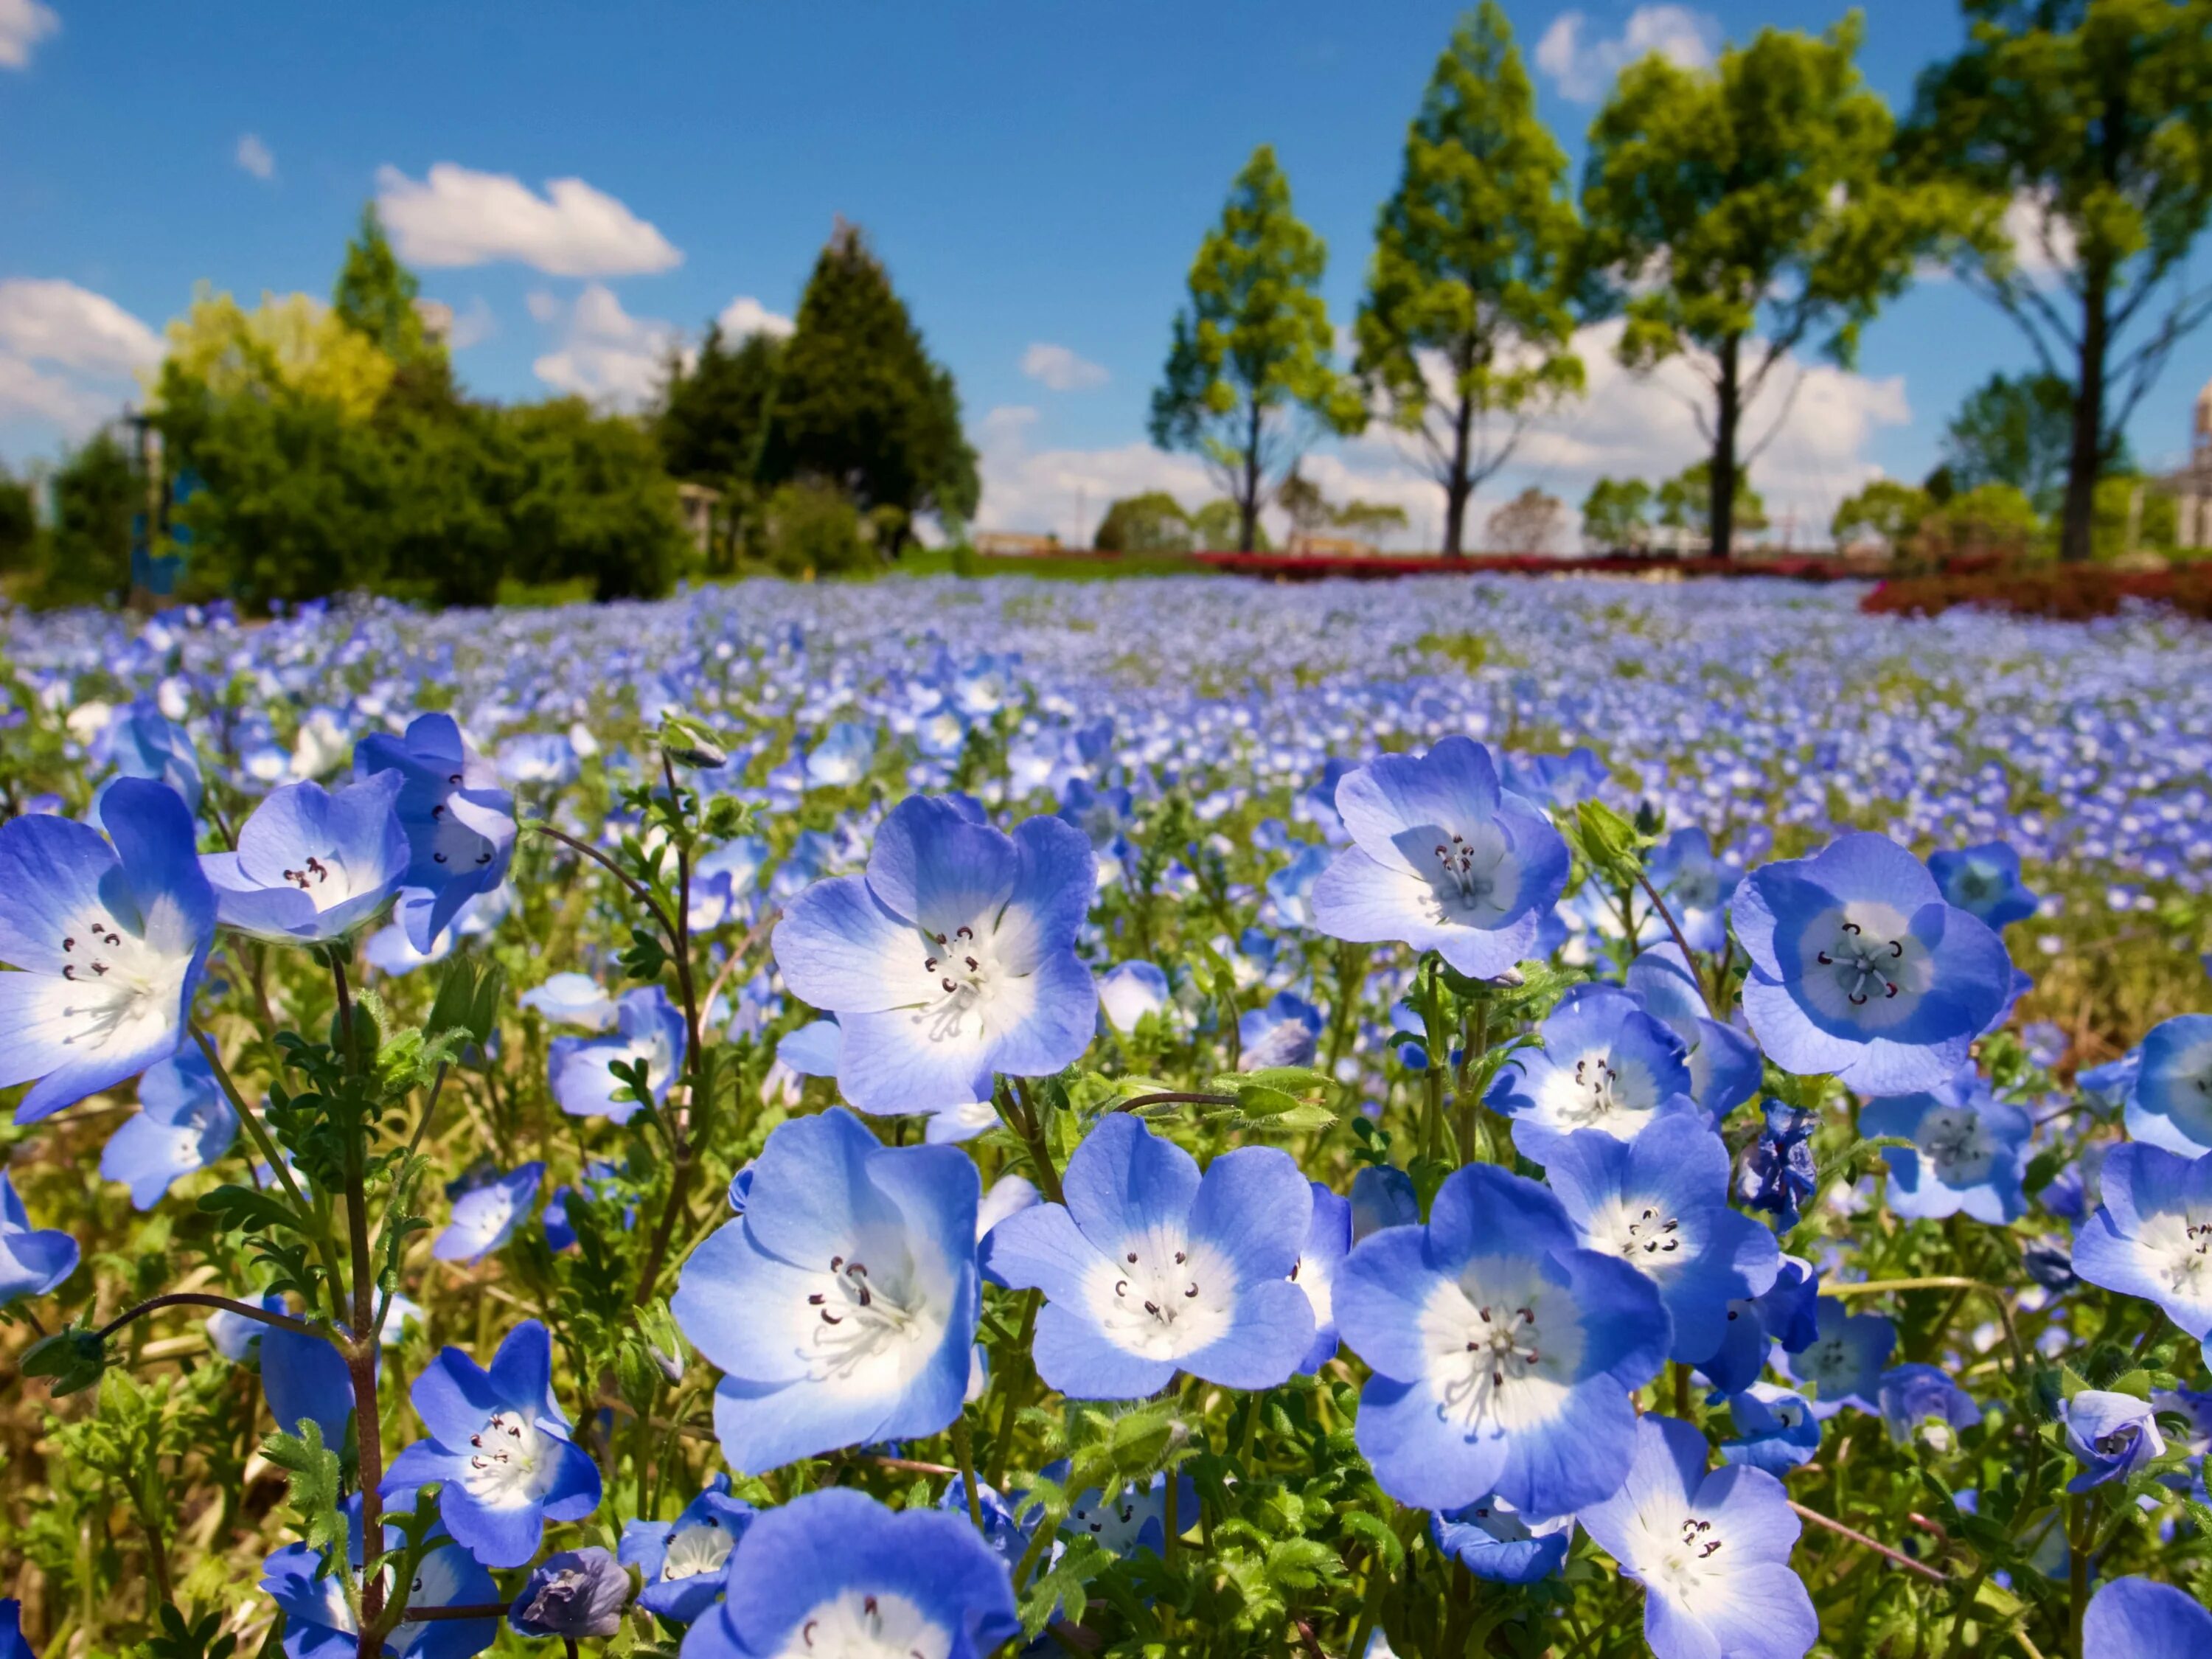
[3,0,2208,548]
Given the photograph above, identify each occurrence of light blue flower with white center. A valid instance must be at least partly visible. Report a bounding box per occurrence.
[383,1320,602,1569]
[1293,1181,1351,1374]
[2070,1142,2212,1340]
[1239,990,1322,1071]
[672,1108,978,1472]
[434,1163,543,1264]
[0,1171,77,1304]
[2084,1576,2212,1658]
[804,722,875,788]
[1578,1413,1818,1659]
[677,1487,1017,1659]
[1266,842,1332,930]
[98,698,204,816]
[549,985,686,1124]
[201,774,410,945]
[519,973,619,1032]
[1927,841,2039,930]
[262,1499,498,1659]
[1644,828,1739,954]
[1335,1163,1667,1516]
[1098,960,1170,1033]
[1624,944,1763,1122]
[1720,1383,1822,1475]
[1862,1066,2032,1225]
[1349,1164,1418,1242]
[0,778,215,1124]
[1486,984,1698,1156]
[1537,1115,1781,1363]
[1054,1466,1198,1559]
[353,713,518,953]
[2063,1390,2167,1491]
[100,1050,237,1209]
[1877,1363,1982,1449]
[772,795,1098,1115]
[495,731,580,789]
[1429,1496,1572,1585]
[2123,1014,2212,1154]
[1731,832,2014,1095]
[1502,747,1607,810]
[983,1113,1314,1400]
[688,836,772,932]
[2079,1049,2141,1113]
[1784,1298,1895,1419]
[619,1475,757,1625]
[1310,737,1570,980]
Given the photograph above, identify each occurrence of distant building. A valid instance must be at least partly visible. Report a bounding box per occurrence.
[1284,532,1377,557]
[675,482,721,555]
[974,531,1062,557]
[2174,379,2212,550]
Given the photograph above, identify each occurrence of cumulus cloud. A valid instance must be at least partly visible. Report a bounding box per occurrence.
[376,163,682,276]
[444,296,498,350]
[717,294,794,340]
[530,282,678,408]
[1536,5,1718,103]
[235,133,276,181]
[1020,342,1110,393]
[2003,188,2077,282]
[0,277,163,436]
[0,0,59,70]
[971,404,1212,541]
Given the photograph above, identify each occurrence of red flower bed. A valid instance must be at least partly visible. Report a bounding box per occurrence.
[1860,564,2212,623]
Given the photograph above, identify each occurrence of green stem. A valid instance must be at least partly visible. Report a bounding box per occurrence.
[952,1414,984,1528]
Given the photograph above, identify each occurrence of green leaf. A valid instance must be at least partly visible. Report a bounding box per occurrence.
[1337,1509,1405,1571]
[21,1325,108,1397]
[262,1421,348,1559]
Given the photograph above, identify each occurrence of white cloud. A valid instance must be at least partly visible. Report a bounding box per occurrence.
[376,163,681,277]
[1020,342,1110,393]
[1536,5,1718,103]
[0,0,59,70]
[717,294,794,340]
[2003,188,2077,282]
[444,296,497,350]
[530,282,677,408]
[0,278,162,438]
[524,290,561,324]
[972,403,1212,540]
[235,133,275,181]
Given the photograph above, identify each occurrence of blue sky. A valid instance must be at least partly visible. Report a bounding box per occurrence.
[3,1,2206,545]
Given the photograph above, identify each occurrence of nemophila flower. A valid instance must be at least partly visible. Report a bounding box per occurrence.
[495,732,580,790]
[1731,832,2013,1094]
[1927,841,2039,930]
[772,795,1097,1113]
[434,1162,543,1263]
[263,1317,355,1448]
[519,973,618,1032]
[620,1475,756,1624]
[1861,1068,2031,1224]
[1310,737,1570,979]
[1239,990,1322,1071]
[2084,1576,2212,1659]
[354,713,518,952]
[98,699,204,815]
[1579,1413,1818,1659]
[100,1050,236,1209]
[262,1502,498,1659]
[509,1548,630,1639]
[2152,1384,2212,1461]
[1720,1383,1822,1475]
[689,836,771,932]
[672,1108,978,1472]
[1056,1467,1199,1559]
[1429,1497,1572,1585]
[201,775,409,945]
[804,722,875,788]
[1503,746,1607,810]
[2078,1048,2140,1113]
[1878,1364,1981,1449]
[1735,1102,1819,1231]
[2071,1144,2212,1340]
[549,986,685,1124]
[1486,984,1697,1155]
[1624,945,1763,1122]
[938,1475,1037,1576]
[1335,1163,1666,1515]
[0,1600,32,1659]
[383,1319,601,1568]
[543,1161,625,1253]
[1645,828,1739,953]
[1784,1299,1895,1418]
[1098,960,1170,1032]
[1537,1115,1782,1364]
[0,1172,77,1304]
[1265,842,1331,929]
[1294,1181,1352,1374]
[0,778,214,1123]
[2122,1015,2212,1154]
[2063,1390,2167,1492]
[1349,1164,1418,1242]
[678,1486,1017,1659]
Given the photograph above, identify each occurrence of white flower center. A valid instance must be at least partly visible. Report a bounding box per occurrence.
[804,1253,936,1383]
[1417,824,1519,928]
[462,1409,554,1509]
[775,1590,947,1659]
[1085,1236,1235,1359]
[914,922,1003,1041]
[1640,1509,1732,1602]
[1419,1257,1583,1433]
[1591,1197,1690,1275]
[1290,1250,1335,1332]
[2140,1210,2212,1298]
[661,1520,734,1582]
[1795,902,1933,1030]
[1916,1107,1997,1186]
[52,904,191,1056]
[1539,1046,1666,1137]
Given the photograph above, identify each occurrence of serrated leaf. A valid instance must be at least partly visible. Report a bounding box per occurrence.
[1338,1509,1404,1571]
[262,1421,347,1559]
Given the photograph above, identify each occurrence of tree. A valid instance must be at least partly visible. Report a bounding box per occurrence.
[1485,486,1565,554]
[1902,1,2212,564]
[1940,371,2077,515]
[1580,477,1654,550]
[1832,479,1935,554]
[763,221,977,552]
[507,400,688,601]
[658,323,784,486]
[1924,481,2042,559]
[159,286,394,422]
[1354,4,1584,556]
[1581,16,1937,558]
[41,431,145,606]
[332,203,451,405]
[1093,491,1194,553]
[0,466,36,575]
[1150,146,1363,552]
[1192,498,1272,551]
[1658,462,1767,546]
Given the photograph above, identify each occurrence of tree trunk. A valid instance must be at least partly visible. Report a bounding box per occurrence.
[1238,399,1264,552]
[2059,268,2110,566]
[1711,335,1743,560]
[1441,389,1475,558]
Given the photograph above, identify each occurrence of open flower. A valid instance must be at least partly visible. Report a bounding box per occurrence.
[671,1109,978,1472]
[434,1163,543,1264]
[549,985,685,1124]
[1487,984,1699,1155]
[261,1498,497,1659]
[1645,828,1739,953]
[1429,1496,1572,1585]
[1862,1068,2031,1223]
[201,775,410,945]
[2083,1576,2212,1658]
[620,1475,756,1624]
[0,1172,77,1305]
[1784,1299,1895,1419]
[100,1050,237,1210]
[354,713,518,953]
[1293,1181,1352,1374]
[982,1113,1315,1400]
[2070,1143,2212,1342]
[1624,944,1764,1122]
[2123,1014,2212,1154]
[1927,841,2039,930]
[1719,1383,1823,1475]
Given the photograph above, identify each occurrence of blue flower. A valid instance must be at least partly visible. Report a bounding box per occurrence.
[0,1172,77,1304]
[2083,1576,2212,1658]
[1732,833,2014,1094]
[2063,1390,2167,1492]
[2123,1015,2212,1154]
[508,1548,630,1638]
[1735,1102,1819,1231]
[2071,1143,2212,1341]
[543,1161,625,1253]
[689,836,772,932]
[983,1113,1314,1399]
[804,721,876,788]
[262,1500,497,1659]
[100,1050,237,1209]
[435,1162,543,1263]
[1055,1467,1198,1559]
[1428,1497,1571,1585]
[671,1109,978,1472]
[619,1475,756,1624]
[262,1312,355,1450]
[1783,1299,1894,1419]
[1239,990,1322,1071]
[678,1487,1017,1659]
[1861,1068,2031,1224]
[1877,1363,1982,1448]
[201,776,410,944]
[1645,828,1739,953]
[1349,1164,1418,1242]
[1719,1383,1822,1475]
[0,779,215,1124]
[772,795,1097,1114]
[1486,984,1698,1155]
[99,699,204,816]
[1335,1164,1667,1515]
[1265,842,1332,930]
[1503,747,1607,810]
[1293,1181,1352,1374]
[1578,1413,1818,1659]
[383,1320,602,1568]
[1097,960,1171,1033]
[0,1599,34,1659]
[1927,841,2039,930]
[1310,737,1570,980]
[519,973,619,1032]
[495,732,581,790]
[549,986,686,1124]
[353,713,518,953]
[1623,945,1764,1122]
[1537,1116,1782,1363]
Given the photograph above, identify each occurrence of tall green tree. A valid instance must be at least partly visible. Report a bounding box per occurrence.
[1354,4,1584,556]
[0,466,37,576]
[1093,491,1194,553]
[762,221,977,552]
[1902,0,2212,563]
[40,433,139,606]
[1581,15,1936,557]
[1150,146,1363,552]
[1580,477,1654,550]
[1940,371,2077,514]
[332,204,451,404]
[658,322,784,486]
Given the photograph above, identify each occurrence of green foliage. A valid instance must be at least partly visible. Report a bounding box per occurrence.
[0,465,36,576]
[1190,498,1271,552]
[1354,4,1585,554]
[262,1420,349,1562]
[1941,371,2079,516]
[1150,145,1363,552]
[1832,478,1935,554]
[1579,476,1653,550]
[762,478,874,576]
[504,398,688,600]
[1928,481,2044,559]
[1277,469,1408,545]
[1093,490,1195,554]
[331,203,451,403]
[1658,460,1767,542]
[37,429,139,607]
[2094,470,2180,560]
